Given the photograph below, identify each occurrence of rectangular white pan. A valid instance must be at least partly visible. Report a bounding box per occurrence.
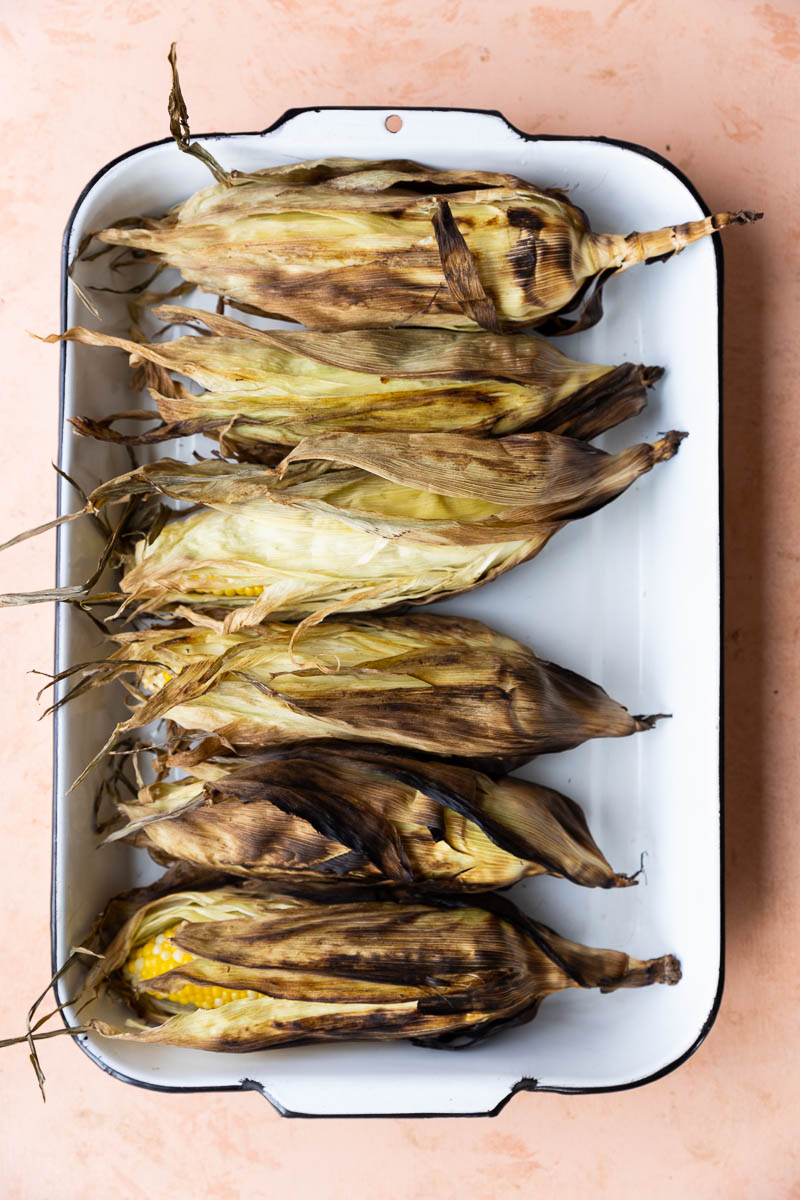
[53,108,722,1117]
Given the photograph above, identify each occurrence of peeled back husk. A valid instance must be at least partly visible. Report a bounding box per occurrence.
[107,740,637,891]
[74,883,681,1052]
[71,613,661,781]
[86,427,685,628]
[95,155,761,334]
[54,306,661,458]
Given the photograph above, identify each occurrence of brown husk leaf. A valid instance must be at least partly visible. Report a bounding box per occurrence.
[68,613,662,785]
[110,740,635,891]
[77,882,680,1052]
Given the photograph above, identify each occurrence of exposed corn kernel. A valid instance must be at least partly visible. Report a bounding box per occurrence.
[185,576,263,597]
[123,923,259,1009]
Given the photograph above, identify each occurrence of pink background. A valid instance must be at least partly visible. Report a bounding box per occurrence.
[0,1,796,1195]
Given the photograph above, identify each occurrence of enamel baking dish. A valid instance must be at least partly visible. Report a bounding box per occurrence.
[52,107,723,1116]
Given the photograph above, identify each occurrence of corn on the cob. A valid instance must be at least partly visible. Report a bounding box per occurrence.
[75,614,660,780]
[74,883,680,1051]
[92,52,759,335]
[108,741,636,891]
[122,923,258,1008]
[96,152,760,334]
[83,427,684,628]
[54,306,660,456]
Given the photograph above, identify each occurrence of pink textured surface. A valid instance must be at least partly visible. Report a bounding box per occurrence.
[0,1,795,1195]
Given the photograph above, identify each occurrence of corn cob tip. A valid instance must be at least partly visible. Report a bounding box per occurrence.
[651,954,682,986]
[652,430,688,462]
[594,208,762,275]
[641,365,665,387]
[632,712,670,732]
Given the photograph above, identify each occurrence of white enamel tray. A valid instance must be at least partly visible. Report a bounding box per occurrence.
[53,108,723,1117]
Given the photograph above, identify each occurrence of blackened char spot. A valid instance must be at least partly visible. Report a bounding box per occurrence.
[508,236,538,295]
[386,179,498,196]
[506,208,544,233]
[313,948,509,985]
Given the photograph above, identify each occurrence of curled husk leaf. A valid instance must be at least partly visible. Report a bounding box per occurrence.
[52,306,661,457]
[96,154,761,334]
[72,614,662,781]
[107,741,636,891]
[76,883,681,1051]
[85,427,686,627]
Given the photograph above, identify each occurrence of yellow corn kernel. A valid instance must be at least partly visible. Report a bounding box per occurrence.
[185,576,263,597]
[123,924,260,1009]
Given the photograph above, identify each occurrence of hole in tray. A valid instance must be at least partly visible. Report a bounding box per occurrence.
[385,114,403,134]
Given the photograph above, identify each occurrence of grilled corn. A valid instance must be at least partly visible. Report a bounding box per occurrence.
[55,306,660,456]
[76,883,680,1051]
[82,427,685,627]
[97,155,760,334]
[74,614,661,781]
[108,741,636,891]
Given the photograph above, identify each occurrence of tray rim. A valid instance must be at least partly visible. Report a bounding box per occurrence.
[51,106,725,1117]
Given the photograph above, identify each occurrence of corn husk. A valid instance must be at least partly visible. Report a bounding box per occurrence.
[53,306,660,458]
[83,427,685,627]
[69,614,661,782]
[71,883,680,1052]
[0,426,684,618]
[96,153,761,334]
[89,56,758,335]
[107,741,636,891]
